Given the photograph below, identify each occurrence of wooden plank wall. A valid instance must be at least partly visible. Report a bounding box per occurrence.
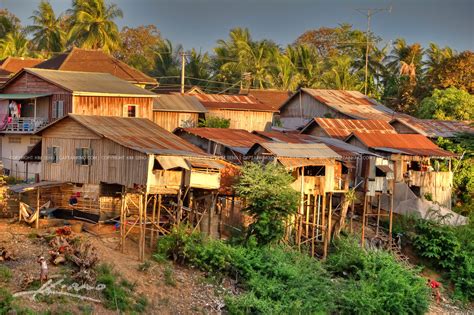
[206,109,273,131]
[2,72,67,94]
[152,111,199,131]
[41,119,149,187]
[73,96,153,120]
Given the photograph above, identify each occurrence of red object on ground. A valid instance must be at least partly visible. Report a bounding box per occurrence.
[429,280,441,289]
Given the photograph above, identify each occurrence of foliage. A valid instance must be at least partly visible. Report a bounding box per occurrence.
[436,134,474,212]
[327,237,430,315]
[198,116,231,128]
[427,51,474,94]
[412,219,474,301]
[0,287,14,314]
[418,87,474,120]
[155,229,430,314]
[67,0,123,53]
[0,265,12,283]
[234,162,299,245]
[96,263,147,312]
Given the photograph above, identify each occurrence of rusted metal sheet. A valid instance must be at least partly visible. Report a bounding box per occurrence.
[45,114,205,156]
[392,116,474,138]
[300,88,396,121]
[153,94,207,113]
[156,156,190,170]
[258,142,341,159]
[187,158,226,170]
[180,128,265,148]
[239,89,292,110]
[305,118,396,140]
[278,157,334,168]
[351,132,455,157]
[193,93,277,112]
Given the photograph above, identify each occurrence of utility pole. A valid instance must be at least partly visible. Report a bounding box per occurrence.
[356,6,392,95]
[180,52,190,94]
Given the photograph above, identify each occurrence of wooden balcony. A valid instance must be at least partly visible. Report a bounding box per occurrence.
[4,117,49,133]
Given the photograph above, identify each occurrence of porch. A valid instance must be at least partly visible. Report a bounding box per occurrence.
[0,93,51,133]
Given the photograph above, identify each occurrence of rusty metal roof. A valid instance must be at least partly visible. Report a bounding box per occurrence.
[281,88,396,121]
[349,132,455,157]
[239,89,292,110]
[193,93,277,112]
[254,142,341,159]
[303,118,397,140]
[178,128,265,149]
[278,157,334,168]
[23,68,157,97]
[38,114,205,156]
[253,131,318,143]
[34,48,157,85]
[391,116,474,138]
[153,94,207,113]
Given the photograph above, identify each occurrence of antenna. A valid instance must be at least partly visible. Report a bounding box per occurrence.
[356,5,392,95]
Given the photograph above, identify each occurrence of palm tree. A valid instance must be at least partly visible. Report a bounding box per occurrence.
[385,38,424,83]
[185,49,213,88]
[321,55,363,91]
[425,43,455,73]
[27,0,65,54]
[152,39,182,85]
[0,31,30,59]
[67,0,123,53]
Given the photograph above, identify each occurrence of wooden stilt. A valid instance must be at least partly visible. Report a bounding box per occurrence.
[361,194,367,248]
[138,194,143,261]
[157,194,162,234]
[35,187,40,229]
[349,200,355,234]
[376,194,381,236]
[311,194,317,257]
[150,195,157,247]
[120,193,126,253]
[325,192,333,260]
[321,193,326,241]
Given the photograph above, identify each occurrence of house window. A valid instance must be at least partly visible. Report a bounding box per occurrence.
[76,148,93,166]
[52,100,64,119]
[47,147,60,163]
[30,137,41,145]
[8,137,21,144]
[126,105,137,117]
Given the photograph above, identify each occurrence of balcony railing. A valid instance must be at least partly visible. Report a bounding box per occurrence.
[4,117,49,133]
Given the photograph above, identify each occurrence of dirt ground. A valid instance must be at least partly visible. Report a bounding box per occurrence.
[0,219,227,314]
[1,219,472,314]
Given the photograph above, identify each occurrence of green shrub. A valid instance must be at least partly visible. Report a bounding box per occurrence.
[96,264,132,312]
[198,116,231,128]
[0,265,12,283]
[327,237,430,315]
[0,287,14,314]
[155,229,430,314]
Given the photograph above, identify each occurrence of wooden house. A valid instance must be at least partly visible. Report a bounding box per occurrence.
[0,57,44,85]
[174,127,265,164]
[25,114,226,217]
[193,93,277,131]
[0,68,156,180]
[279,88,396,130]
[390,116,474,139]
[300,118,397,140]
[34,47,157,87]
[153,94,207,131]
[346,132,455,208]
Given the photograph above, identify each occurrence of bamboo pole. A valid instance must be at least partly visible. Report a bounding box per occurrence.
[350,200,355,234]
[361,194,367,248]
[325,192,333,260]
[376,193,381,236]
[35,187,40,229]
[150,195,157,247]
[311,194,317,257]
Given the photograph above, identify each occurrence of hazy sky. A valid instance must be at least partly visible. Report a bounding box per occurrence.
[1,0,473,53]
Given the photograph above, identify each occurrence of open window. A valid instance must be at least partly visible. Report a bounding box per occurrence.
[47,146,60,163]
[125,105,137,117]
[76,148,93,166]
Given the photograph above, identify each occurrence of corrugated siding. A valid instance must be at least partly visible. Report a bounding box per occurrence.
[153,111,199,131]
[206,109,273,131]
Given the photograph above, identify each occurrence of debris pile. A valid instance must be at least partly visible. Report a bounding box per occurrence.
[48,226,99,283]
[0,246,17,261]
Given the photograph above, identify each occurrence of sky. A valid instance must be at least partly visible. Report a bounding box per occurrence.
[1,0,473,53]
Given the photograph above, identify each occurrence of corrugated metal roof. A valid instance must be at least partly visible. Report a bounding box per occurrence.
[239,89,292,110]
[23,68,156,97]
[350,132,455,157]
[193,93,277,112]
[284,88,396,121]
[278,157,334,168]
[392,116,474,138]
[258,142,341,159]
[153,95,207,113]
[38,115,205,156]
[34,48,157,85]
[304,118,397,140]
[179,128,265,149]
[253,131,374,158]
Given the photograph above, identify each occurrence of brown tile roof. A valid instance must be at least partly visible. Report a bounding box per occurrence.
[391,116,474,138]
[193,93,277,112]
[178,128,265,149]
[0,57,44,74]
[35,48,157,85]
[240,89,292,110]
[303,118,397,140]
[37,114,204,156]
[350,132,455,157]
